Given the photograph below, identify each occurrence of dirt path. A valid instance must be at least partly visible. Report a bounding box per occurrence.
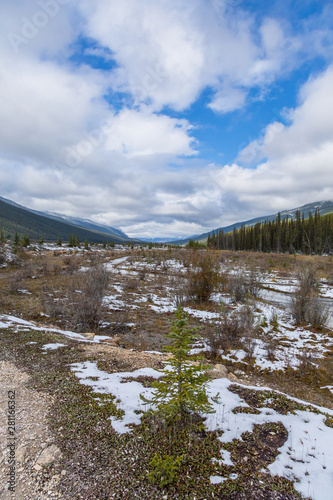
[0,361,64,500]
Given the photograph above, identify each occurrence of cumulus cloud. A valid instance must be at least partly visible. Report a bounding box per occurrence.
[77,0,304,113]
[211,66,333,223]
[0,1,333,239]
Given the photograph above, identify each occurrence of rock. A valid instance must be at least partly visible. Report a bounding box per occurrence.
[36,445,62,468]
[34,464,42,471]
[81,332,95,341]
[208,363,228,379]
[60,470,67,476]
[16,446,28,464]
[101,336,120,346]
[214,364,228,376]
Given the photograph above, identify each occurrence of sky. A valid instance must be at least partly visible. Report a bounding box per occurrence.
[0,0,333,239]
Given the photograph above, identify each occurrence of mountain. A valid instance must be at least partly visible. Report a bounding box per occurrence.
[43,212,129,240]
[172,200,333,245]
[0,196,129,240]
[0,197,135,244]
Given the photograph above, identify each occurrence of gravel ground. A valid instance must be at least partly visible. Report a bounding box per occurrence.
[0,361,64,499]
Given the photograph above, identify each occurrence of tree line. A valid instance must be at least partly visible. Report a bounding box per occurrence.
[207,210,333,255]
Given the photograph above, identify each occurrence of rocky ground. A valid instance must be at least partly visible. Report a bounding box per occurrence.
[0,361,64,499]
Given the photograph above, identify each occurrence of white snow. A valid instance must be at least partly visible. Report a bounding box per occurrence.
[70,362,333,500]
[0,314,104,344]
[70,361,163,434]
[104,256,129,270]
[210,475,227,484]
[42,343,66,350]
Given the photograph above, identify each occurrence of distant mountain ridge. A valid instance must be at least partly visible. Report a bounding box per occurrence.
[43,212,129,240]
[0,196,135,243]
[0,196,128,240]
[171,200,333,245]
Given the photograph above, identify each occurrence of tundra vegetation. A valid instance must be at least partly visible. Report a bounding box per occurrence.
[0,236,332,499]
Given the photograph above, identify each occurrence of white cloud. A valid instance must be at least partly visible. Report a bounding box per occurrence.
[78,0,305,113]
[104,108,197,158]
[211,66,333,221]
[208,86,247,113]
[0,1,333,239]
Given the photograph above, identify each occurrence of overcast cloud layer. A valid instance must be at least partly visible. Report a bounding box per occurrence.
[1,0,333,238]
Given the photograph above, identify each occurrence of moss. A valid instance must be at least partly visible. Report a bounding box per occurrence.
[228,385,319,415]
[324,414,333,428]
[232,406,261,415]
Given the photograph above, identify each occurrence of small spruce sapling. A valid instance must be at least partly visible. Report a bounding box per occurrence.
[141,305,217,423]
[12,232,20,252]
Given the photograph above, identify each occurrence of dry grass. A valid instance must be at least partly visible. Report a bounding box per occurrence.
[0,244,332,413]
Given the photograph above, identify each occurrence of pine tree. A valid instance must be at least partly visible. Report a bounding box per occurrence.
[141,306,216,423]
[22,235,30,247]
[0,228,6,244]
[57,235,62,246]
[13,232,20,251]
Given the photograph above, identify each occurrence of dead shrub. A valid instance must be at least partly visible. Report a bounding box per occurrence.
[265,338,279,361]
[41,286,66,318]
[169,275,188,307]
[39,257,51,276]
[228,272,248,302]
[63,255,82,274]
[138,266,148,281]
[187,252,220,303]
[123,279,140,292]
[67,263,109,331]
[306,296,330,330]
[290,262,329,329]
[206,306,257,357]
[243,334,257,363]
[228,268,261,302]
[9,272,22,294]
[109,307,131,333]
[247,265,262,298]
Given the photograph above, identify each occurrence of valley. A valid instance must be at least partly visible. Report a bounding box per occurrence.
[0,242,332,499]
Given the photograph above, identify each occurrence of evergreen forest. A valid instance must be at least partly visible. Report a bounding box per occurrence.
[207,210,333,254]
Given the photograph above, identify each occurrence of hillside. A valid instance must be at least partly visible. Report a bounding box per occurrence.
[172,200,333,245]
[0,198,134,243]
[0,196,129,241]
[44,212,129,240]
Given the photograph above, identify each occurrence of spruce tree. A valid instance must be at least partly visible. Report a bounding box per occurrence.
[13,232,20,251]
[0,228,6,244]
[22,235,30,247]
[141,306,216,423]
[69,234,75,247]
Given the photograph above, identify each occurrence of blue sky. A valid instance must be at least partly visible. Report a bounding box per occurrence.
[0,0,333,238]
